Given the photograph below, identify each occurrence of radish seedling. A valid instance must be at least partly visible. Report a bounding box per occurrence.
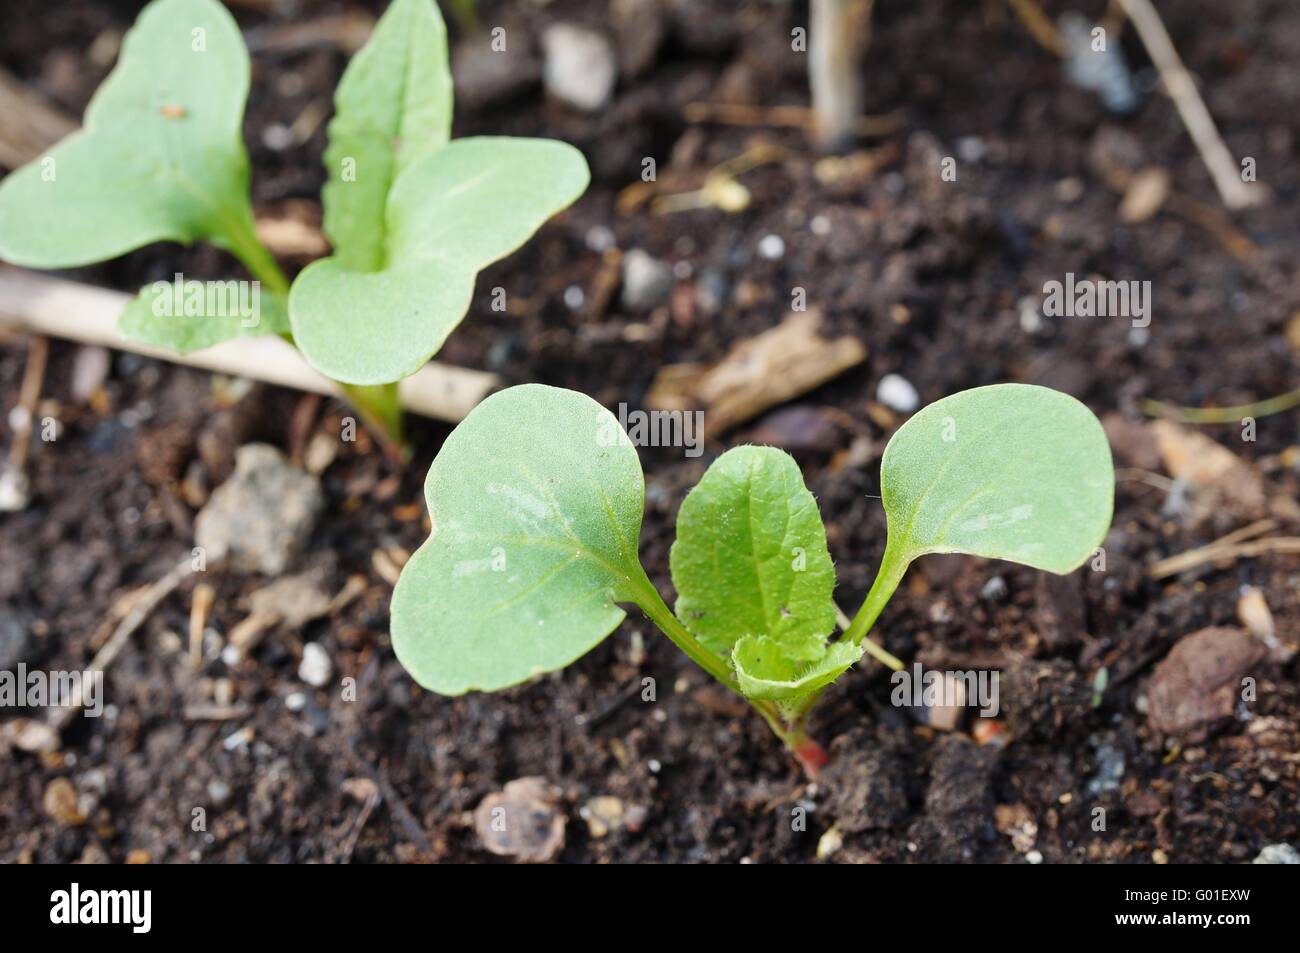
[0,0,588,445]
[391,382,1114,775]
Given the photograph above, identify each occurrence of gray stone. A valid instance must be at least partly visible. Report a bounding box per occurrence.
[195,444,324,575]
[1252,843,1300,864]
[1085,740,1125,795]
[621,249,673,311]
[298,642,333,688]
[542,24,616,112]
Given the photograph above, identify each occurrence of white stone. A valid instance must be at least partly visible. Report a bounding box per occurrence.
[543,25,616,112]
[877,373,920,413]
[298,643,333,688]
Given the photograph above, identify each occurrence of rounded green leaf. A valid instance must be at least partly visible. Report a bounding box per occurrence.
[670,446,836,660]
[0,0,254,268]
[291,137,590,385]
[881,383,1113,573]
[391,384,647,694]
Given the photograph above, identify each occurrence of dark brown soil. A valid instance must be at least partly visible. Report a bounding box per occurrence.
[1,0,1298,863]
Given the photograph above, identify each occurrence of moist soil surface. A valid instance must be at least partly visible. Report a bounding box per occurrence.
[1,0,1298,863]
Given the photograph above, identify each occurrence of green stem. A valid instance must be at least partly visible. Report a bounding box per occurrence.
[842,539,909,648]
[624,567,806,760]
[224,217,291,296]
[625,567,739,693]
[833,601,905,671]
[341,381,407,458]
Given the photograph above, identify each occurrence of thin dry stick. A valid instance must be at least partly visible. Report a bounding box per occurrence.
[1116,0,1263,210]
[1005,0,1067,57]
[0,268,501,423]
[8,333,47,471]
[682,102,900,137]
[1149,538,1300,579]
[50,556,193,731]
[1147,518,1284,579]
[1101,0,1130,38]
[809,0,875,148]
[1114,467,1176,491]
[336,780,380,864]
[189,582,216,671]
[346,738,432,854]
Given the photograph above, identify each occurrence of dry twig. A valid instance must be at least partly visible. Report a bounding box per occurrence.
[1116,0,1264,210]
[0,268,500,423]
[1146,519,1293,579]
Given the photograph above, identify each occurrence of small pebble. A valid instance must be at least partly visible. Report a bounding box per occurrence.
[757,234,785,260]
[876,374,919,414]
[980,575,1009,602]
[956,136,985,162]
[621,249,673,311]
[194,444,324,576]
[816,825,844,861]
[1086,740,1125,795]
[298,643,332,688]
[261,123,294,151]
[1019,297,1043,333]
[585,225,616,252]
[580,796,626,838]
[43,778,84,826]
[207,779,232,806]
[542,24,616,112]
[0,467,30,512]
[1253,843,1300,864]
[5,718,59,753]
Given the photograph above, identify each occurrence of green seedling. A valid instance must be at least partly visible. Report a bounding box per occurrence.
[0,0,588,447]
[391,382,1114,775]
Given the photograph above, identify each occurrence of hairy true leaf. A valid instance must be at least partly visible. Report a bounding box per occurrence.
[880,383,1113,573]
[670,446,836,660]
[0,0,257,270]
[118,282,290,352]
[291,137,589,385]
[322,0,452,272]
[391,384,648,694]
[732,636,863,701]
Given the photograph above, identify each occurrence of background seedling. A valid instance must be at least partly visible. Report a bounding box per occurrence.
[391,382,1114,776]
[0,0,588,449]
